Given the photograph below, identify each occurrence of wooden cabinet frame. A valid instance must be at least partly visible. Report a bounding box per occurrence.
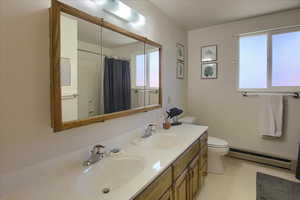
[49,0,162,132]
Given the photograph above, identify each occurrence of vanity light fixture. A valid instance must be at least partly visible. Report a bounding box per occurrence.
[92,0,146,26]
[94,0,108,6]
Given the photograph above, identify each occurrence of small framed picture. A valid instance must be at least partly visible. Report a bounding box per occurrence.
[201,45,217,62]
[177,61,184,79]
[201,62,218,79]
[176,43,185,61]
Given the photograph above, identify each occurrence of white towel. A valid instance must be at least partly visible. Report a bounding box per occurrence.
[258,95,283,137]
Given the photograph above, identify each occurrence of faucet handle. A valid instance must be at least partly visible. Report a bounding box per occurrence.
[147,123,157,129]
[92,144,105,154]
[148,123,157,131]
[148,123,157,126]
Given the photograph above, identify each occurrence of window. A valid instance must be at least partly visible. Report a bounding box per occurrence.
[239,34,268,89]
[135,50,160,88]
[238,29,300,91]
[272,31,300,86]
[149,51,159,88]
[136,54,145,87]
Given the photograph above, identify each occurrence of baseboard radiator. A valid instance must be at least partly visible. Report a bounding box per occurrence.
[228,148,293,170]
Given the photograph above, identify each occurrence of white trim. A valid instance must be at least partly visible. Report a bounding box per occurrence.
[236,24,300,37]
[267,32,272,89]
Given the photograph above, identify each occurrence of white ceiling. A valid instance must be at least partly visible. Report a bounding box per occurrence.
[148,0,300,30]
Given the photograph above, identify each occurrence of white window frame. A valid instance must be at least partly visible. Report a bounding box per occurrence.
[134,49,159,89]
[134,53,146,89]
[237,27,300,92]
[145,49,160,89]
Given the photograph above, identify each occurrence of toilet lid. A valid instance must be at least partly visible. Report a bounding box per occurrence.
[208,136,228,148]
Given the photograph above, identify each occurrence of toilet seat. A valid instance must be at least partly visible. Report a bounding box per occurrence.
[208,136,228,148]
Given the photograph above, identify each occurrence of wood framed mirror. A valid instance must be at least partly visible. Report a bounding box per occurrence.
[50,0,162,132]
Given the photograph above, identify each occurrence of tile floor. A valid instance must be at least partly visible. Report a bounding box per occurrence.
[197,157,300,200]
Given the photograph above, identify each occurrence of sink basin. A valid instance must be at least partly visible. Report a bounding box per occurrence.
[144,134,180,149]
[77,156,145,198]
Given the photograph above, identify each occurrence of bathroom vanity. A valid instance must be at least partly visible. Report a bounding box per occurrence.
[76,125,208,200]
[134,130,208,200]
[0,125,208,200]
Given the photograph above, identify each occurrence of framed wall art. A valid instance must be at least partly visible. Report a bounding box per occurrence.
[176,43,185,61]
[177,61,184,79]
[201,62,218,79]
[201,45,217,62]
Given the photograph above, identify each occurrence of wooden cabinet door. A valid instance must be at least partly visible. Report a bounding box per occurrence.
[189,156,200,200]
[174,169,189,200]
[135,167,172,200]
[160,188,173,200]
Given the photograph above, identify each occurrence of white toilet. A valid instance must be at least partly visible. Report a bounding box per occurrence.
[180,116,229,174]
[207,136,229,174]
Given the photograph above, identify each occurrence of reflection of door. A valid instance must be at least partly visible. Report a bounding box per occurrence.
[60,15,78,122]
[78,51,102,119]
[61,58,79,122]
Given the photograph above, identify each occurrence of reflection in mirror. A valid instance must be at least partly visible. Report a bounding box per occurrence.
[101,27,145,114]
[60,12,101,122]
[60,57,71,87]
[60,11,149,123]
[145,44,160,106]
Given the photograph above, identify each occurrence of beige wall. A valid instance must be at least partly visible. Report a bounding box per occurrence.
[0,0,187,174]
[188,9,300,160]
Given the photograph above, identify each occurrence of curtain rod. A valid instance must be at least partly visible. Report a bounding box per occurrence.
[77,49,130,61]
[235,24,300,37]
[241,92,300,98]
[78,48,101,56]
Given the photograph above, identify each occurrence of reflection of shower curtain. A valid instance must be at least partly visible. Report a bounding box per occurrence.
[104,57,131,114]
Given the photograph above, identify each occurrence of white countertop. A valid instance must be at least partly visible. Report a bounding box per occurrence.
[1,124,208,200]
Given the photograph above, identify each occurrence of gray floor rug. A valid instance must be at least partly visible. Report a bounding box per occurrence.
[257,172,300,200]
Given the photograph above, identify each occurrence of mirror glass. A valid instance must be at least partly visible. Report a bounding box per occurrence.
[60,12,102,122]
[76,19,102,120]
[60,12,160,123]
[145,44,160,106]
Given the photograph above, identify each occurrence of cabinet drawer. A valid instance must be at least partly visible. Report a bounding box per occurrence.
[173,140,200,180]
[135,167,172,200]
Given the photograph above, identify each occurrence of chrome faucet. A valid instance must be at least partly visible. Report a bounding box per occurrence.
[142,124,157,138]
[83,144,106,166]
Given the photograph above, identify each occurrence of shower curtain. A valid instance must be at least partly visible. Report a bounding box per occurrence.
[104,57,131,114]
